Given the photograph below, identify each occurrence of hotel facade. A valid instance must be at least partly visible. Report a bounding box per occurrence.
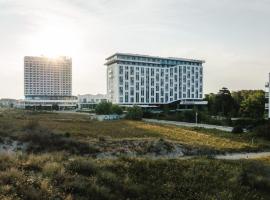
[105,53,205,106]
[24,56,77,109]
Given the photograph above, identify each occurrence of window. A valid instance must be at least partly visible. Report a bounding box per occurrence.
[151,78,154,86]
[119,66,123,74]
[125,71,129,80]
[141,77,144,86]
[151,68,154,76]
[130,87,134,95]
[151,88,154,96]
[136,72,139,81]
[136,82,139,90]
[141,68,145,75]
[136,93,139,103]
[119,87,123,95]
[125,92,128,102]
[131,77,134,85]
[130,67,134,75]
[141,88,145,96]
[156,93,159,102]
[119,76,123,85]
[125,82,129,90]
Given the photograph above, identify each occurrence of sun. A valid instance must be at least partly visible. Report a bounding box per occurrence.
[27,21,82,58]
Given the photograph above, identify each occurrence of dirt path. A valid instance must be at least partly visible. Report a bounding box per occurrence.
[143,118,233,132]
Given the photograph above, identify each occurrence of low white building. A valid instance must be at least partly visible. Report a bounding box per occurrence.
[0,99,17,108]
[266,73,270,119]
[78,94,108,109]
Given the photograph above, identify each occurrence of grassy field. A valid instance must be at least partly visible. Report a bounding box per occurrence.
[0,109,270,199]
[0,109,268,153]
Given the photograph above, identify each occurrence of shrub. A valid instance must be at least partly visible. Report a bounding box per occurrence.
[23,120,40,131]
[95,102,113,115]
[126,106,143,120]
[255,122,270,139]
[95,102,123,115]
[232,126,244,134]
[67,159,98,176]
[111,105,123,115]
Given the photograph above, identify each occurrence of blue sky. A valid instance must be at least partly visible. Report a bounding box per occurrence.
[0,0,270,99]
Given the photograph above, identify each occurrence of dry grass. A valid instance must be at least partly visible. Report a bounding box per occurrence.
[0,109,268,152]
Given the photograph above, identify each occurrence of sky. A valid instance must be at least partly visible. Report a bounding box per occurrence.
[0,0,270,99]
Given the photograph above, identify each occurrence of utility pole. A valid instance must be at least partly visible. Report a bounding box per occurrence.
[195,112,198,125]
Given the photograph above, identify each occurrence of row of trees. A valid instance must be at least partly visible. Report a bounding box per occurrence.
[205,87,266,119]
[95,102,143,120]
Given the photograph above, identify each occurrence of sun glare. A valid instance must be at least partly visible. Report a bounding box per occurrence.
[28,21,82,58]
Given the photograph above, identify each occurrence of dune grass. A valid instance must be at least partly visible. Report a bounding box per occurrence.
[0,153,267,200]
[0,109,268,153]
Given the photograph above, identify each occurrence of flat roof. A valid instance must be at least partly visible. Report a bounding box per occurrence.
[106,53,205,63]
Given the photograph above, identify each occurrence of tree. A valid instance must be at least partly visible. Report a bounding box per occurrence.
[111,104,123,115]
[52,104,59,111]
[95,102,112,115]
[126,106,143,120]
[240,90,265,119]
[215,87,236,117]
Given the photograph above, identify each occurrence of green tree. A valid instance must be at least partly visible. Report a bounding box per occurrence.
[95,102,113,115]
[215,87,236,117]
[126,106,143,120]
[240,91,265,119]
[111,104,123,115]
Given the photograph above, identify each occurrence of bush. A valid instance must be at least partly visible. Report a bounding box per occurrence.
[232,126,244,134]
[67,159,98,176]
[126,106,143,120]
[23,120,40,130]
[95,102,123,115]
[255,122,270,139]
[111,105,123,115]
[95,102,113,115]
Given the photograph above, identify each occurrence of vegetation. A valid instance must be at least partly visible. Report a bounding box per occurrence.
[125,106,143,120]
[0,109,270,199]
[0,153,269,199]
[0,109,268,154]
[255,121,270,139]
[205,88,266,119]
[95,102,123,115]
[232,126,244,134]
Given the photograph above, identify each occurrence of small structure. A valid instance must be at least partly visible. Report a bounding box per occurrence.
[78,94,108,110]
[0,98,17,108]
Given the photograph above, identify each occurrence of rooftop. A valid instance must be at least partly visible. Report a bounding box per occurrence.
[106,52,205,63]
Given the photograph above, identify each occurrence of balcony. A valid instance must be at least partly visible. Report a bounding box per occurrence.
[266,92,269,98]
[265,82,269,88]
[266,103,269,109]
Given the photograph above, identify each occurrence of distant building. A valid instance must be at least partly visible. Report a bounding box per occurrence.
[24,56,77,109]
[0,98,17,108]
[78,94,108,109]
[266,73,270,119]
[105,53,206,106]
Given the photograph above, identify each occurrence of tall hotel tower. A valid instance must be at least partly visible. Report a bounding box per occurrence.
[24,56,77,109]
[105,53,206,106]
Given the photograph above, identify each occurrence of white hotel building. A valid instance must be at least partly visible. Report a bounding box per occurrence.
[105,53,206,106]
[24,56,77,109]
